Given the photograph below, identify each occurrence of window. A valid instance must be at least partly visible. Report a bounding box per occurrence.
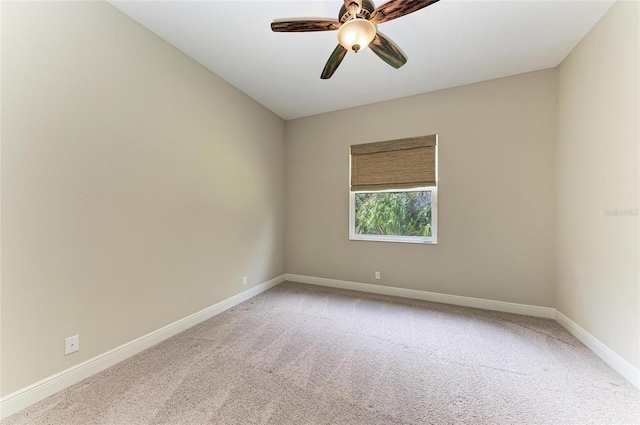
[349,135,437,244]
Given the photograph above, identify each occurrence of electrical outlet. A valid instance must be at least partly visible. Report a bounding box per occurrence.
[242,276,247,286]
[375,271,381,280]
[65,335,79,355]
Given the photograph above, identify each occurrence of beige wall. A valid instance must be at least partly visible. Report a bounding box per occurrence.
[1,1,285,396]
[285,70,557,307]
[556,1,640,370]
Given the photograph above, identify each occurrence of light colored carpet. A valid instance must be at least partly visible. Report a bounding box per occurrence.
[3,281,639,424]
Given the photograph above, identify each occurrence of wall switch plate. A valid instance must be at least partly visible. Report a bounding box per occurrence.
[242,276,247,286]
[375,271,381,280]
[65,335,79,355]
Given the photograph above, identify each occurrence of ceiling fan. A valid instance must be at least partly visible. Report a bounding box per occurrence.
[271,0,440,79]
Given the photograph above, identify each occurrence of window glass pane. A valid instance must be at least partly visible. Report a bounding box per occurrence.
[354,191,432,237]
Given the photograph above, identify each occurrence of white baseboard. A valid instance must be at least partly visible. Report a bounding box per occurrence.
[285,273,639,390]
[0,274,286,420]
[285,274,555,318]
[554,310,640,389]
[3,273,637,420]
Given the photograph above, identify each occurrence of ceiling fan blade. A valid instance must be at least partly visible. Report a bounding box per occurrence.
[321,45,348,79]
[369,33,407,69]
[271,20,341,32]
[370,0,440,24]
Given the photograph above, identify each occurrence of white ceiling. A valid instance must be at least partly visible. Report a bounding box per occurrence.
[108,0,614,120]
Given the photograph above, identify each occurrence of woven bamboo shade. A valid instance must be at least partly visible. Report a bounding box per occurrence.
[350,135,437,191]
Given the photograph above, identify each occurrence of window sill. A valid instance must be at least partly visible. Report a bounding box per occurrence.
[349,235,438,245]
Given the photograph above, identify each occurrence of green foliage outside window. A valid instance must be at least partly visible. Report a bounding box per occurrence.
[355,191,432,237]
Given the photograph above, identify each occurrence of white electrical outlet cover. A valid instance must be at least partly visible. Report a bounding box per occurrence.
[65,335,79,355]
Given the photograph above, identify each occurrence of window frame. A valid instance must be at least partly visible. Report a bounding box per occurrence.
[349,186,438,244]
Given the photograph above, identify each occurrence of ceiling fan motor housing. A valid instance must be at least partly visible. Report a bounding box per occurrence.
[339,0,375,23]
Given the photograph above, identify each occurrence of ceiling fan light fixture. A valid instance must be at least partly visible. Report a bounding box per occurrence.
[337,19,376,53]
